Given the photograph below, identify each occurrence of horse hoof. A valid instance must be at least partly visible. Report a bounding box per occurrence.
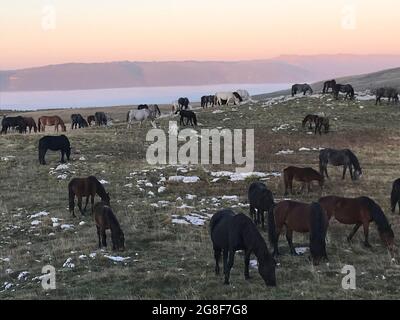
[224,281,229,285]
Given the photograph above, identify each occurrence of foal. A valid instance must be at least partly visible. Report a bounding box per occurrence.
[283,166,324,196]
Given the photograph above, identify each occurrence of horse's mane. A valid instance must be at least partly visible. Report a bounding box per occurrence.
[233,92,243,102]
[309,202,327,259]
[105,206,122,230]
[359,197,392,234]
[89,176,107,198]
[345,149,361,172]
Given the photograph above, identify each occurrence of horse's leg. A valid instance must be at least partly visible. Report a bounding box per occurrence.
[349,165,354,180]
[60,150,65,163]
[91,195,95,215]
[244,250,251,280]
[222,249,229,284]
[300,182,305,194]
[260,210,265,231]
[83,196,89,213]
[362,222,371,248]
[347,223,361,242]
[250,205,257,225]
[286,228,297,255]
[214,248,221,275]
[224,250,235,285]
[342,165,347,180]
[77,196,84,215]
[324,166,330,179]
[101,228,107,247]
[97,226,101,248]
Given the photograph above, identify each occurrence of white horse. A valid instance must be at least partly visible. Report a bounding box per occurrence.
[127,108,157,129]
[215,92,242,106]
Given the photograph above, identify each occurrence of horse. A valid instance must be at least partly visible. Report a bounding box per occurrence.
[375,87,399,105]
[68,176,110,217]
[95,112,108,126]
[270,201,328,265]
[175,110,197,126]
[319,148,362,181]
[71,114,88,129]
[248,182,275,235]
[38,135,71,165]
[235,89,252,102]
[127,108,157,128]
[201,96,210,108]
[333,84,355,100]
[38,116,66,132]
[302,114,320,130]
[87,115,96,126]
[22,117,37,133]
[214,92,242,106]
[391,178,400,214]
[314,116,329,135]
[291,84,313,97]
[178,97,190,110]
[210,209,276,286]
[1,116,26,134]
[283,166,324,196]
[93,202,125,251]
[318,196,394,255]
[323,80,336,94]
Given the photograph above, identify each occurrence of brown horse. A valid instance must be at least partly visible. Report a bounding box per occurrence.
[22,117,38,133]
[283,166,324,196]
[87,115,96,126]
[318,196,395,255]
[38,116,66,132]
[68,176,110,217]
[270,201,328,265]
[93,202,125,251]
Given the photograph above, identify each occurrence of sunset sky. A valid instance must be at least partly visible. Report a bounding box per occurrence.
[1,0,399,70]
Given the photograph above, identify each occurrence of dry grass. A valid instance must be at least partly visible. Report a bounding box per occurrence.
[1,95,400,299]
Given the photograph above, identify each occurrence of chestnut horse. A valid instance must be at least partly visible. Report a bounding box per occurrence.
[283,166,324,196]
[318,196,395,256]
[38,116,66,132]
[68,176,110,217]
[270,201,328,265]
[22,117,38,133]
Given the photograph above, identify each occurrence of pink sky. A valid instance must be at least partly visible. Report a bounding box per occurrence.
[1,0,400,69]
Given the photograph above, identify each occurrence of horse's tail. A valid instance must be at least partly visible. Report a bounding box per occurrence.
[360,197,391,234]
[38,118,41,132]
[193,113,197,126]
[291,85,295,96]
[309,202,328,263]
[68,181,75,213]
[391,180,400,212]
[209,211,225,235]
[267,202,277,248]
[126,111,130,123]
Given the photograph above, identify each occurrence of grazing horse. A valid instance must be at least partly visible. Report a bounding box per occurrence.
[22,117,37,133]
[38,116,66,132]
[175,110,197,126]
[319,148,362,181]
[178,97,190,110]
[95,112,108,126]
[391,178,400,214]
[375,87,399,105]
[126,108,157,128]
[68,176,110,217]
[302,114,320,130]
[210,209,276,286]
[270,201,328,265]
[248,182,275,233]
[201,95,214,108]
[87,115,96,126]
[323,80,336,93]
[283,166,324,196]
[70,114,88,129]
[38,135,71,165]
[1,116,26,134]
[93,202,125,251]
[314,116,329,135]
[291,84,313,97]
[319,196,394,255]
[215,92,242,106]
[333,84,355,100]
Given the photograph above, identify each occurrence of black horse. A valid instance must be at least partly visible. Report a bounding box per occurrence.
[95,112,107,126]
[38,135,71,165]
[391,178,400,214]
[178,97,190,110]
[1,116,26,134]
[210,209,276,286]
[375,87,399,105]
[201,95,215,108]
[71,114,88,129]
[319,148,362,181]
[175,110,197,126]
[333,84,355,100]
[314,117,329,135]
[248,182,275,235]
[323,80,336,93]
[292,84,313,97]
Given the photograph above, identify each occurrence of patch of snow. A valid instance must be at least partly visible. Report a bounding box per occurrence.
[55,164,70,171]
[31,220,41,226]
[295,247,308,255]
[17,271,29,281]
[222,195,239,201]
[186,194,197,200]
[158,186,166,193]
[30,211,49,219]
[99,179,109,185]
[62,257,75,268]
[61,224,74,230]
[276,149,294,155]
[168,176,200,183]
[104,255,131,262]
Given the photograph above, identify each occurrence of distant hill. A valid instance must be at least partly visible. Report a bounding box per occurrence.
[1,54,400,91]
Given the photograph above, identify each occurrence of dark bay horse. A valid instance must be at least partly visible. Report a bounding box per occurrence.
[270,201,328,265]
[319,196,394,255]
[175,110,197,126]
[302,114,319,130]
[94,202,125,251]
[283,166,324,196]
[87,115,96,126]
[201,95,215,108]
[22,117,38,133]
[292,84,313,97]
[333,84,355,100]
[210,209,276,286]
[1,116,26,134]
[391,178,400,214]
[248,182,275,233]
[71,114,88,129]
[95,112,108,126]
[178,97,190,110]
[38,116,66,132]
[315,116,329,135]
[323,80,336,93]
[68,176,110,217]
[38,135,71,165]
[375,87,399,105]
[319,148,362,181]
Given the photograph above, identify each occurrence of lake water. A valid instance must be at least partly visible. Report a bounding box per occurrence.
[0,83,291,111]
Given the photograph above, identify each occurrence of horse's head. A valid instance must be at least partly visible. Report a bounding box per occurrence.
[258,255,277,287]
[353,168,362,180]
[61,124,67,132]
[66,146,71,161]
[112,230,125,252]
[103,192,111,206]
[380,226,395,257]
